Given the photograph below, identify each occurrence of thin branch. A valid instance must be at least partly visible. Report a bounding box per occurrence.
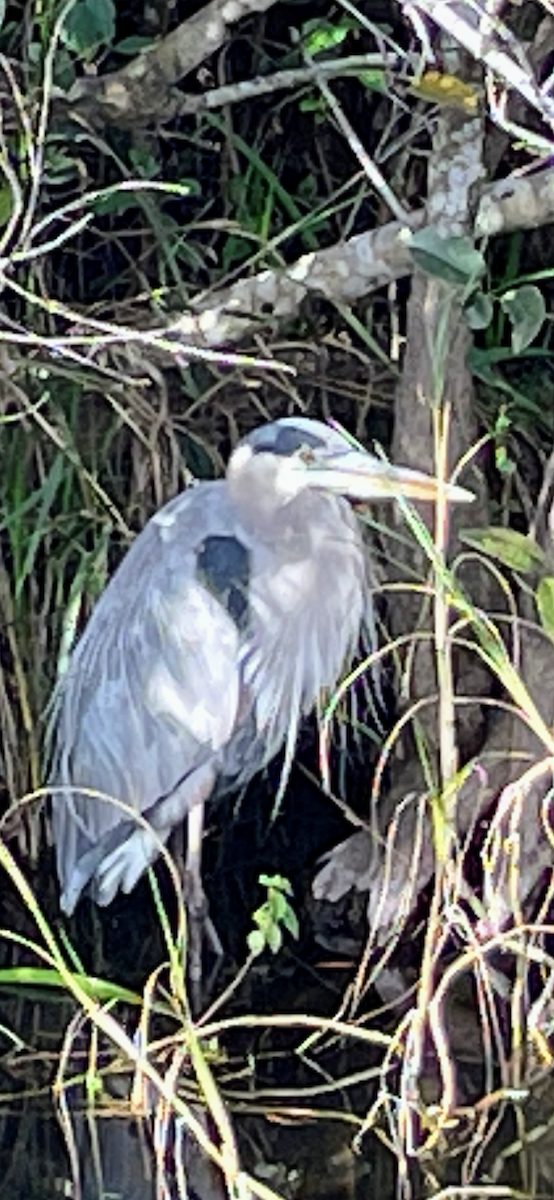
[175,54,408,116]
[304,49,413,224]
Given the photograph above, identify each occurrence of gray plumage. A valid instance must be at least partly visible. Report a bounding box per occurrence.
[50,416,471,914]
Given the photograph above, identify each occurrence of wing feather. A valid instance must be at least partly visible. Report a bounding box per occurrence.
[50,483,249,903]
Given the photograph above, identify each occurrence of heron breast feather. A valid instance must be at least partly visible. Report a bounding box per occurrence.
[145,580,241,749]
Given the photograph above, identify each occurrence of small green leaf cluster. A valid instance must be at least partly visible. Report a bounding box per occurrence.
[460,527,554,641]
[247,875,299,957]
[410,229,546,353]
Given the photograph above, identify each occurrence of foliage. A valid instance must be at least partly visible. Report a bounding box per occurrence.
[61,0,116,60]
[410,229,487,293]
[458,524,554,644]
[247,875,299,956]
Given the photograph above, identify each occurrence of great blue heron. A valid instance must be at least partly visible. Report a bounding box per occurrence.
[50,416,471,925]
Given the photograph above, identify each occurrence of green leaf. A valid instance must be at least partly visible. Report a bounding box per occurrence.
[409,229,486,290]
[53,46,77,89]
[266,924,283,954]
[128,147,160,180]
[460,526,545,573]
[500,285,546,354]
[464,290,494,331]
[537,577,554,640]
[281,904,300,940]
[494,407,512,437]
[270,890,288,921]
[247,875,298,957]
[494,445,516,476]
[300,18,354,57]
[299,95,326,116]
[259,873,292,894]
[470,345,550,368]
[62,0,116,59]
[0,967,142,1005]
[247,930,266,956]
[222,234,254,272]
[252,904,270,932]
[114,36,153,55]
[358,70,387,93]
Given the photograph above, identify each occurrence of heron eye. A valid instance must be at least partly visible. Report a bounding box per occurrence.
[297,444,316,464]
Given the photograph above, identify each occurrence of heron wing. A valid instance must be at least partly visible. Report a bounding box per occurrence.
[50,483,251,904]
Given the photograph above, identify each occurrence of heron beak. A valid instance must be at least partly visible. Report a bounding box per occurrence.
[303,450,474,505]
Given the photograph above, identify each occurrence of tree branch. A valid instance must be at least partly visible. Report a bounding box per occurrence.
[65,0,281,125]
[165,164,554,352]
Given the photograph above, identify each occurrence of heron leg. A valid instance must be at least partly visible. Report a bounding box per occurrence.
[184,804,223,989]
[185,802,205,917]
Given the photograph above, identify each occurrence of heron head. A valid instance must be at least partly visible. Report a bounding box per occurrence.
[227,416,474,511]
